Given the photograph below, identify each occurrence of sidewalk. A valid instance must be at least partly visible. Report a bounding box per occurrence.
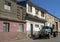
[2,34,60,42]
[0,38,32,42]
[9,38,32,42]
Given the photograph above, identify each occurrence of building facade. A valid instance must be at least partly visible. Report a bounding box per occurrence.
[0,0,60,41]
[18,0,60,37]
[18,1,47,37]
[58,20,60,32]
[45,13,55,27]
[54,18,60,33]
[0,0,26,40]
[45,12,60,34]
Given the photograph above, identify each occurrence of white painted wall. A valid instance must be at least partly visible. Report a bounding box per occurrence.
[58,22,60,32]
[37,11,41,18]
[32,7,35,16]
[26,3,45,19]
[26,20,44,34]
[26,4,33,15]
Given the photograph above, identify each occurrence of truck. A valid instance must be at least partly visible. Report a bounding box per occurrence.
[32,26,57,39]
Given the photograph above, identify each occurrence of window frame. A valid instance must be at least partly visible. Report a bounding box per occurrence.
[41,11,44,17]
[3,22,10,32]
[18,24,24,32]
[28,5,32,12]
[35,24,39,28]
[4,1,11,11]
[35,9,39,15]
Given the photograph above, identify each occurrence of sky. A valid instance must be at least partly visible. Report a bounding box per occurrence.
[31,0,60,18]
[18,0,60,18]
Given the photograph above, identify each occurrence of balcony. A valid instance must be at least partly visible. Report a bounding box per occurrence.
[25,13,46,23]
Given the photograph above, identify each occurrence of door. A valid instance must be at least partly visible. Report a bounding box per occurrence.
[56,22,58,31]
[56,22,58,35]
[52,24,55,29]
[30,24,33,37]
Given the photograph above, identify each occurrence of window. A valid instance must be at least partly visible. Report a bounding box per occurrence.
[35,24,39,28]
[4,1,11,11]
[35,9,39,15]
[41,25,44,28]
[18,24,24,32]
[3,22,10,32]
[41,11,44,17]
[28,5,32,12]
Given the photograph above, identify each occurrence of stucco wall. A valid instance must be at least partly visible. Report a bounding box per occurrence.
[0,20,26,41]
[26,3,45,19]
[26,20,44,35]
[58,22,60,32]
[0,21,3,32]
[45,13,55,27]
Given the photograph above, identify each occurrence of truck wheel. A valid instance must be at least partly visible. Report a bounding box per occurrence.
[48,34,51,39]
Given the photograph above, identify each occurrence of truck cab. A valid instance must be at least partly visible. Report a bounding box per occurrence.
[39,26,53,39]
[33,26,53,39]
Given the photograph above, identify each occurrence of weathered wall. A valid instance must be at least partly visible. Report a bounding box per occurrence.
[0,20,26,41]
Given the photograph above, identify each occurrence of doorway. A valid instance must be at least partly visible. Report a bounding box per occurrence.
[55,22,58,35]
[56,22,58,31]
[30,24,33,37]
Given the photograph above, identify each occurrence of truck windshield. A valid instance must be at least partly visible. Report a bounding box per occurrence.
[42,26,51,29]
[42,26,52,33]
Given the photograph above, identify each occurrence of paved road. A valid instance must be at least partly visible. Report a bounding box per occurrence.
[9,35,60,42]
[2,35,60,42]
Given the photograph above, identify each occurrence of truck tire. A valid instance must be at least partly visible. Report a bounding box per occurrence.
[48,33,51,39]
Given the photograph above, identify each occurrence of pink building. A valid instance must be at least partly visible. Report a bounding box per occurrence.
[0,19,26,40]
[0,0,26,41]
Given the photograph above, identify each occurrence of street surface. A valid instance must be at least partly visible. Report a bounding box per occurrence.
[10,35,60,42]
[1,35,60,42]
